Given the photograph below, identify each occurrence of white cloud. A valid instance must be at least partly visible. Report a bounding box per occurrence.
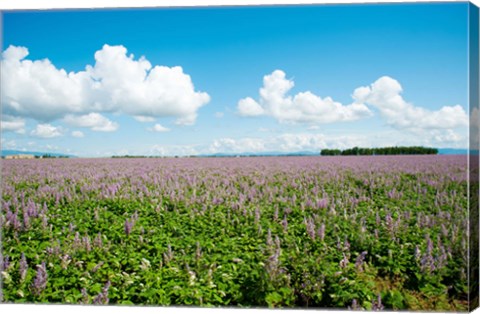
[1,115,26,133]
[71,131,84,138]
[352,76,468,130]
[1,138,17,149]
[237,70,372,123]
[150,123,170,132]
[237,97,265,117]
[258,127,270,132]
[1,44,210,125]
[64,113,118,132]
[31,124,62,138]
[208,133,370,154]
[215,112,224,118]
[150,144,199,157]
[238,71,468,139]
[134,116,156,123]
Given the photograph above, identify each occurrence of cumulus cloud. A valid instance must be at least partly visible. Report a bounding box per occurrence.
[207,130,467,155]
[134,116,156,123]
[208,133,371,154]
[150,123,170,132]
[1,44,210,125]
[1,138,17,149]
[150,144,199,157]
[71,131,84,138]
[64,113,118,132]
[238,71,468,137]
[237,70,372,123]
[352,76,468,130]
[1,115,26,133]
[31,124,62,138]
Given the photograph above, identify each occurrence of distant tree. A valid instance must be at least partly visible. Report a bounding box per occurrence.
[321,146,437,156]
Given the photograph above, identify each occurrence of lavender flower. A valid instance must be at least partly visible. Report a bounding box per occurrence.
[317,198,328,209]
[94,232,103,248]
[83,235,91,252]
[1,256,10,271]
[414,245,421,260]
[163,244,174,264]
[92,281,111,305]
[282,214,288,232]
[254,207,261,224]
[349,299,361,310]
[343,237,350,251]
[73,232,81,250]
[372,294,384,311]
[92,261,104,273]
[81,288,89,304]
[317,223,325,242]
[124,219,134,236]
[23,210,30,229]
[31,262,48,296]
[305,217,316,240]
[355,251,368,271]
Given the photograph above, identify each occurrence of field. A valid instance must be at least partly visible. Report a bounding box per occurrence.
[0,155,469,310]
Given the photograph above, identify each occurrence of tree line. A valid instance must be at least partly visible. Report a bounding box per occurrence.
[320,146,438,156]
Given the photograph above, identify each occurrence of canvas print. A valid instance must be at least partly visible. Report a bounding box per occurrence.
[0,1,479,312]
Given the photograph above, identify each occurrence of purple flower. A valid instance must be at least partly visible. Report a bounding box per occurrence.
[163,244,174,264]
[1,256,10,271]
[81,288,89,304]
[414,245,421,260]
[124,219,134,236]
[254,207,261,224]
[92,261,104,273]
[73,232,81,249]
[282,215,288,232]
[372,294,384,311]
[92,281,111,305]
[316,198,328,209]
[94,232,103,248]
[344,237,351,251]
[305,217,316,240]
[349,299,361,310]
[23,211,30,229]
[317,223,325,242]
[355,251,368,271]
[83,235,91,252]
[31,262,48,296]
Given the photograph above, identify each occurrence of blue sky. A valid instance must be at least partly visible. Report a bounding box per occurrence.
[1,3,471,156]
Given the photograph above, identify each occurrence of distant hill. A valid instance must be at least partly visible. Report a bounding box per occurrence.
[438,148,468,155]
[1,150,74,158]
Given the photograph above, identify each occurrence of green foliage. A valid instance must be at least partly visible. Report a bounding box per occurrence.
[0,156,468,310]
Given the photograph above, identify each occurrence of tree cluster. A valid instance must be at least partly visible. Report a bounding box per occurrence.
[320,146,438,156]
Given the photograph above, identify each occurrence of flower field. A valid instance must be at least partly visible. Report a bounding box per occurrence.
[0,155,469,310]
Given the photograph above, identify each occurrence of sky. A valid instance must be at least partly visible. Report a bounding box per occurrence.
[0,2,473,157]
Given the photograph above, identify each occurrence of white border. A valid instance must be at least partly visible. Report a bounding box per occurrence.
[0,0,479,10]
[1,0,479,314]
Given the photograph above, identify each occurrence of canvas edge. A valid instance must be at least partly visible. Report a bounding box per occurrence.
[469,1,480,312]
